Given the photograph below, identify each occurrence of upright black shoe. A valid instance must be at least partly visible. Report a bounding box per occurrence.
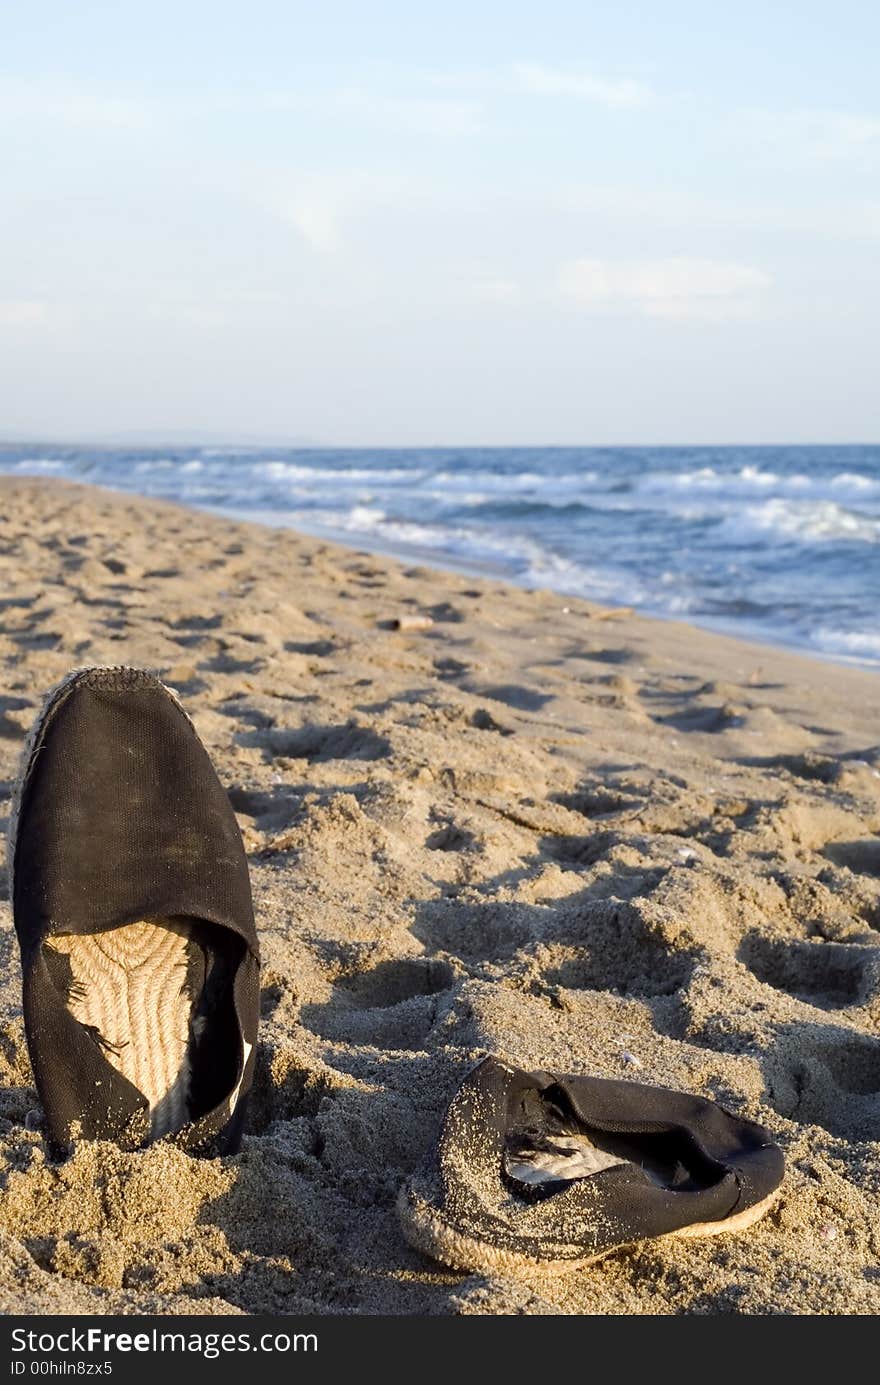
[399,1056,785,1272]
[9,667,260,1155]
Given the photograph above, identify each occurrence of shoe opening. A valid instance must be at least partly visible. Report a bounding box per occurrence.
[503,1081,723,1196]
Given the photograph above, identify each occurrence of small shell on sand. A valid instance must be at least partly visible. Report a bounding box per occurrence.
[387,614,434,631]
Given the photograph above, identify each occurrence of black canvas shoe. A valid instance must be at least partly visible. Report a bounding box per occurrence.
[398,1056,784,1273]
[9,666,260,1155]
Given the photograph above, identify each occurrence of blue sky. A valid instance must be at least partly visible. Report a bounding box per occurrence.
[1,1,878,444]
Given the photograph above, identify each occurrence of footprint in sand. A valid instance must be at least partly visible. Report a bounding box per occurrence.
[345,560,387,589]
[248,1049,338,1132]
[822,839,880,877]
[199,651,266,676]
[413,898,537,961]
[424,821,478,852]
[470,708,513,735]
[254,722,391,764]
[0,595,38,614]
[340,957,456,1009]
[581,646,636,665]
[226,784,304,835]
[552,785,643,819]
[284,638,339,657]
[12,629,63,653]
[464,683,553,712]
[433,656,469,680]
[301,958,457,1050]
[654,702,745,734]
[536,904,696,1000]
[751,751,842,784]
[763,1026,880,1141]
[541,828,620,868]
[749,752,880,796]
[739,932,876,1010]
[424,601,464,624]
[0,696,34,740]
[259,973,285,1020]
[170,613,223,633]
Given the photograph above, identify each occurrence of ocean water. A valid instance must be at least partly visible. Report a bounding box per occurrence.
[2,442,878,668]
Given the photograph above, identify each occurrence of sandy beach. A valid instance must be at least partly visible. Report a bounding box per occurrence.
[0,475,878,1315]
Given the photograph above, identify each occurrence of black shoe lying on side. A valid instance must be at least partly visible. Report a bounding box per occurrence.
[9,666,260,1155]
[399,1056,785,1272]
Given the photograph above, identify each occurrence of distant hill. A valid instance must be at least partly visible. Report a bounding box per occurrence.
[0,430,326,449]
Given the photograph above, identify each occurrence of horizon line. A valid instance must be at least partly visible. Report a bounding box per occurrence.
[1,435,879,452]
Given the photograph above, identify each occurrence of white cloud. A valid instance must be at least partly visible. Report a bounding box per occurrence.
[270,64,651,131]
[0,301,51,327]
[511,63,652,110]
[146,303,228,329]
[558,183,880,239]
[266,171,427,254]
[472,278,521,304]
[558,258,771,320]
[736,108,880,164]
[267,87,481,136]
[284,191,344,253]
[341,89,481,134]
[0,79,152,129]
[815,112,880,148]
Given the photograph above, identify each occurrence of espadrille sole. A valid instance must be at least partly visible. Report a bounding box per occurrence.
[48,920,198,1139]
[397,1184,781,1276]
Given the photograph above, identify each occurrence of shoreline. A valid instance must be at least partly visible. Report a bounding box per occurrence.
[16,471,880,687]
[224,505,880,675]
[0,476,878,1316]
[1,459,880,675]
